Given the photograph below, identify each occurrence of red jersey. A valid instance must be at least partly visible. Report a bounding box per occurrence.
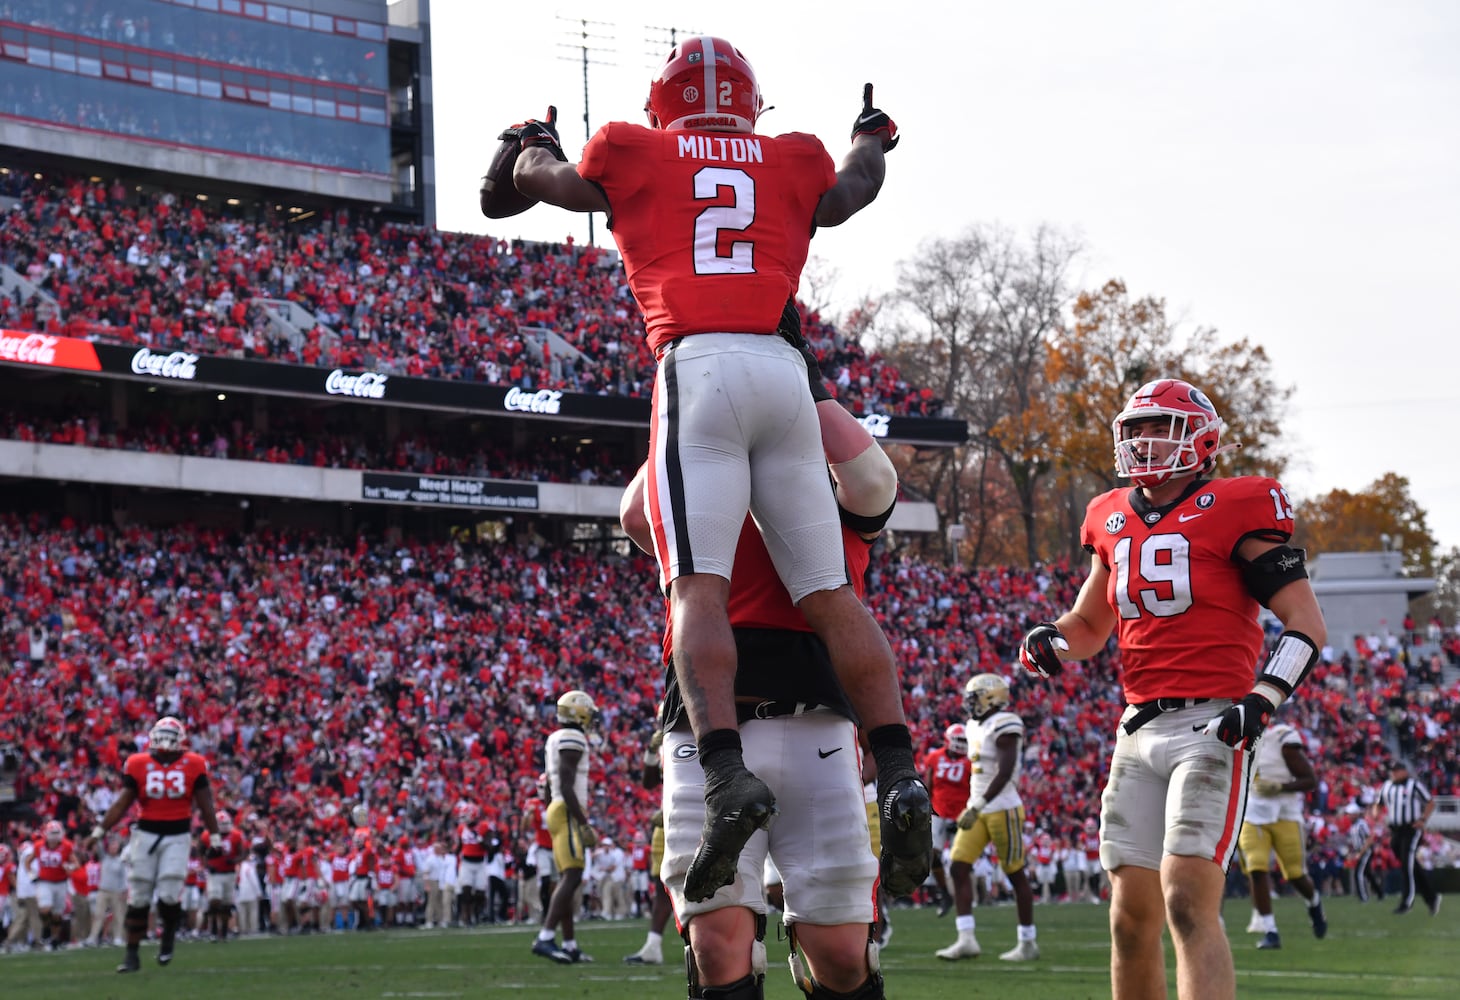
[458,822,487,861]
[578,123,835,351]
[1082,833,1101,862]
[1080,477,1294,704]
[186,856,205,888]
[666,520,870,660]
[1032,842,1055,866]
[329,853,352,883]
[524,799,552,849]
[122,749,209,830]
[33,838,75,883]
[924,747,971,820]
[630,843,650,871]
[200,829,248,873]
[373,859,397,890]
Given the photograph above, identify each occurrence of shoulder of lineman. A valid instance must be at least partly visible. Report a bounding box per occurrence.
[986,711,1025,737]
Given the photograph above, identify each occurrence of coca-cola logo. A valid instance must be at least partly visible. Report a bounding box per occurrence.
[325,369,389,399]
[0,329,102,371]
[860,413,890,438]
[130,347,198,380]
[0,332,59,366]
[503,386,563,415]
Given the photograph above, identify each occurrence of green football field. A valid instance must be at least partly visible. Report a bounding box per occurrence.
[3,895,1454,999]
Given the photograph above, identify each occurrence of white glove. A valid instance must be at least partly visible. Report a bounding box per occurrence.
[956,796,987,830]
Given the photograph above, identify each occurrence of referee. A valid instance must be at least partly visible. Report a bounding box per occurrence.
[1379,760,1440,915]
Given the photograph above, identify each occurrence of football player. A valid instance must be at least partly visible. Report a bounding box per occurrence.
[1238,715,1328,948]
[531,690,599,964]
[923,722,971,916]
[937,674,1040,962]
[508,36,929,905]
[621,393,896,1000]
[33,819,79,950]
[92,715,219,973]
[456,803,489,925]
[201,811,247,941]
[1018,378,1327,1000]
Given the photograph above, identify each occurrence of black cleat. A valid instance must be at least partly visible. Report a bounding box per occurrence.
[117,949,141,973]
[531,938,572,964]
[936,888,953,918]
[1308,900,1328,939]
[157,929,176,966]
[878,777,933,898]
[1256,931,1281,950]
[1429,895,1442,916]
[684,771,776,902]
[563,946,594,963]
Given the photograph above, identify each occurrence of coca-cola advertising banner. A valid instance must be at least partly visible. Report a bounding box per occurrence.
[0,329,101,371]
[0,338,967,445]
[361,473,540,511]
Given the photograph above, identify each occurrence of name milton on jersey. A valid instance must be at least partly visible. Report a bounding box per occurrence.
[676,134,764,163]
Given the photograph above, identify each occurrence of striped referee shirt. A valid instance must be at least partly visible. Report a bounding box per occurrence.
[1379,777,1432,826]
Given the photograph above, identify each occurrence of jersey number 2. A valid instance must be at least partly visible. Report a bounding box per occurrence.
[144,769,188,799]
[1111,534,1193,619]
[692,167,756,274]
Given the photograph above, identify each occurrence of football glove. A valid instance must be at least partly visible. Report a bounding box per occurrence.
[500,106,567,161]
[1195,692,1275,750]
[956,796,987,831]
[1019,621,1069,678]
[851,83,899,151]
[1252,777,1285,797]
[579,823,599,848]
[89,825,106,842]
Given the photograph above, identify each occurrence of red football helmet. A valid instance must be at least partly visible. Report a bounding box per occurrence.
[944,723,968,757]
[646,35,762,133]
[149,716,186,754]
[42,819,64,844]
[216,811,233,835]
[1112,378,1226,488]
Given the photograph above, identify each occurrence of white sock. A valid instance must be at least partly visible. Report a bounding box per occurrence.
[537,929,555,943]
[955,914,975,934]
[563,939,578,952]
[645,931,662,949]
[1304,889,1321,906]
[1262,914,1277,933]
[1018,924,1036,941]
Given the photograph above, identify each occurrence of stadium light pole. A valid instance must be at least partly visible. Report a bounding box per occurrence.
[556,16,615,246]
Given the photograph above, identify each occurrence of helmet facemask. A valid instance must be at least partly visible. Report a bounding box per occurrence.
[1112,380,1226,487]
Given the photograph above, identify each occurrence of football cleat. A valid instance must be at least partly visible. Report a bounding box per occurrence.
[1308,901,1328,939]
[1429,895,1442,917]
[1245,911,1264,934]
[1256,931,1281,950]
[157,931,176,965]
[117,949,141,973]
[684,770,775,902]
[531,938,573,964]
[563,946,593,963]
[936,934,981,960]
[623,946,663,965]
[999,940,1040,962]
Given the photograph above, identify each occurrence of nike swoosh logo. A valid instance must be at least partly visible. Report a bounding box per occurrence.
[1178,513,1203,522]
[817,747,842,759]
[857,113,880,124]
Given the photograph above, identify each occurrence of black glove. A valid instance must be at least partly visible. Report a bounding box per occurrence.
[775,295,832,402]
[851,83,899,151]
[1195,692,1275,750]
[1019,621,1067,678]
[206,845,224,860]
[500,106,567,161]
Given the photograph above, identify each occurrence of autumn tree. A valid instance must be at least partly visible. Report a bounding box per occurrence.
[1291,473,1438,575]
[875,224,1081,565]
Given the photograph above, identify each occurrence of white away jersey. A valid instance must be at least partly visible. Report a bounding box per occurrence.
[546,726,590,807]
[966,710,1025,812]
[1245,722,1306,824]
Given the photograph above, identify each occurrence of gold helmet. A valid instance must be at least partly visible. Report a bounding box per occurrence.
[556,690,598,729]
[964,673,1011,721]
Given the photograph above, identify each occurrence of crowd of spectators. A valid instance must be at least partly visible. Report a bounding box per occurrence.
[0,166,947,418]
[0,408,631,488]
[1,514,1454,903]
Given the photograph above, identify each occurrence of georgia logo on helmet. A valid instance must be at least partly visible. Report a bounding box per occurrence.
[964,674,1012,720]
[149,715,186,754]
[556,690,598,729]
[216,811,233,834]
[645,36,763,133]
[1112,378,1230,488]
[944,723,968,757]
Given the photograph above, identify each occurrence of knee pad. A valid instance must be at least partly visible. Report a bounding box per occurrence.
[124,906,150,935]
[807,975,886,1000]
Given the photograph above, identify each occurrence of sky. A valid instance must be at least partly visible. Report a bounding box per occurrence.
[425,0,1460,553]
